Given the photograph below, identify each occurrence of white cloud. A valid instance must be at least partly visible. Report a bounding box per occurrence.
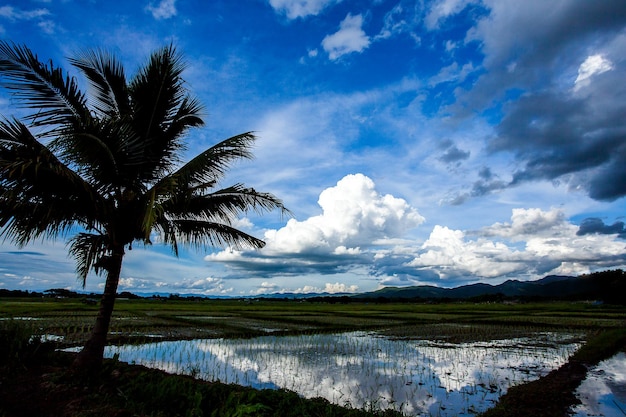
[425,0,476,30]
[574,54,614,91]
[429,61,476,86]
[146,0,177,20]
[269,0,339,19]
[409,208,626,283]
[260,281,278,290]
[37,20,55,34]
[262,282,359,294]
[322,14,370,60]
[0,6,50,21]
[105,277,233,295]
[206,174,425,281]
[324,282,359,293]
[376,2,410,40]
[409,225,524,279]
[479,208,568,239]
[262,173,424,255]
[160,277,234,294]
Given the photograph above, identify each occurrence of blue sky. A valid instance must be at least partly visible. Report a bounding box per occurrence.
[0,0,625,296]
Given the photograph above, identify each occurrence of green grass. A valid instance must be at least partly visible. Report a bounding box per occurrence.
[2,298,624,346]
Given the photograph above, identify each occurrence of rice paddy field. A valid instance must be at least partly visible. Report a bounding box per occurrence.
[1,297,626,416]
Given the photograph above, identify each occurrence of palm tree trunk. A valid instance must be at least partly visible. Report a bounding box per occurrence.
[71,248,124,373]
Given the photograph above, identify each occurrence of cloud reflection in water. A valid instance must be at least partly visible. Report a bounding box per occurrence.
[104,332,580,416]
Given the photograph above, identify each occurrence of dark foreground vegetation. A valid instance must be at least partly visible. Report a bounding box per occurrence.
[1,299,625,416]
[1,345,399,417]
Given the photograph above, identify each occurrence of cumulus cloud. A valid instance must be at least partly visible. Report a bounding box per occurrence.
[251,281,279,295]
[479,208,568,239]
[323,282,359,293]
[207,174,425,277]
[116,277,152,291]
[322,14,371,60]
[169,277,233,294]
[407,208,626,285]
[254,281,359,295]
[408,225,525,279]
[262,173,424,253]
[207,172,626,290]
[106,274,234,295]
[269,0,339,19]
[146,0,177,20]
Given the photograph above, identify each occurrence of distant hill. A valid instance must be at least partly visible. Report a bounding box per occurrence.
[3,269,623,303]
[356,270,626,304]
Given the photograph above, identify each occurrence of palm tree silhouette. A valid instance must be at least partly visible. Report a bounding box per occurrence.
[0,42,289,371]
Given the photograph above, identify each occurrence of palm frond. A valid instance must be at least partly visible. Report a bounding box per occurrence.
[51,118,129,191]
[163,96,204,140]
[67,233,109,286]
[163,132,257,191]
[164,183,291,221]
[130,44,186,134]
[0,118,104,245]
[125,44,203,182]
[0,41,87,130]
[68,49,129,118]
[129,44,185,141]
[161,219,266,251]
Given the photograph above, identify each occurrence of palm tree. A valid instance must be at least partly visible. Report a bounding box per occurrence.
[0,42,288,372]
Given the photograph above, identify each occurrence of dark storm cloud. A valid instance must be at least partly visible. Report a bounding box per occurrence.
[466,0,626,105]
[493,68,626,200]
[450,0,626,203]
[438,140,470,164]
[577,218,626,239]
[215,251,375,279]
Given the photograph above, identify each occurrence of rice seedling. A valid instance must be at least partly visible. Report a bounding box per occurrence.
[98,330,582,416]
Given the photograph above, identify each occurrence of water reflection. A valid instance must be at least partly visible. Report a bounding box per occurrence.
[571,352,626,417]
[104,332,579,416]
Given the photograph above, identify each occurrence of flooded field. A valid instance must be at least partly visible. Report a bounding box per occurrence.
[100,331,581,416]
[6,298,625,415]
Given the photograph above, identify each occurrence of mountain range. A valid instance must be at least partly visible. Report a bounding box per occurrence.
[4,270,623,303]
[355,270,625,303]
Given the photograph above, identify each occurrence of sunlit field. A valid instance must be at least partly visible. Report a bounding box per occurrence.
[2,298,625,416]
